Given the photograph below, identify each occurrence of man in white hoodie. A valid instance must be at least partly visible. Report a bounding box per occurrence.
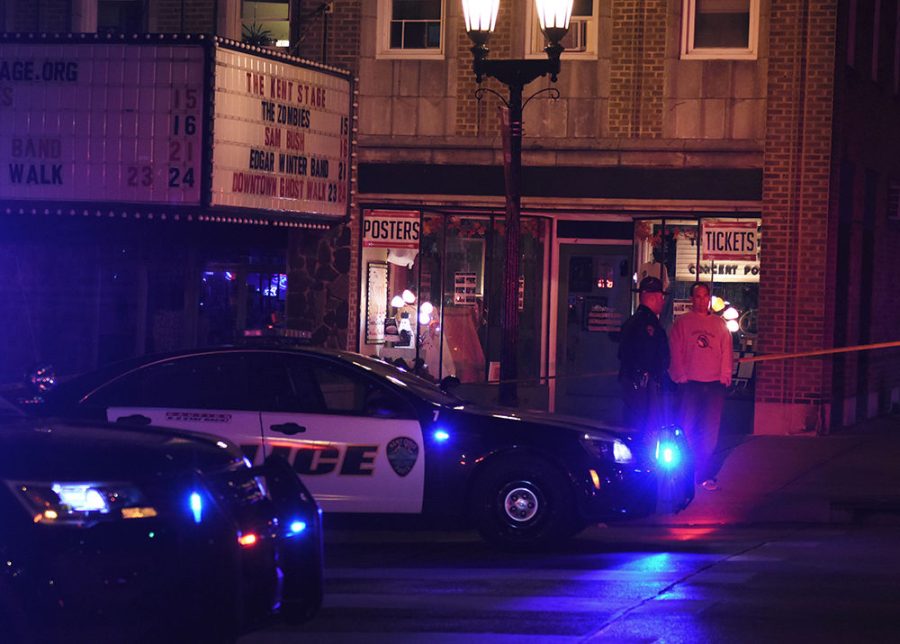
[669,282,733,491]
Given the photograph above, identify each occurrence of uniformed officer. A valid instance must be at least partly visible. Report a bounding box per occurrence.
[617,276,670,433]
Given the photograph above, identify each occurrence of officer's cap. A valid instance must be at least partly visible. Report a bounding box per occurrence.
[636,276,667,294]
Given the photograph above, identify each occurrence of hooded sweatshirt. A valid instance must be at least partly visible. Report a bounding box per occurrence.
[669,310,733,385]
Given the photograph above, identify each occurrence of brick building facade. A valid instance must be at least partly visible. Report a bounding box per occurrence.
[341,0,899,434]
[2,0,898,435]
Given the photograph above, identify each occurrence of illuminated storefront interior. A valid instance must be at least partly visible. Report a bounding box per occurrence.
[358,209,549,389]
[357,209,760,429]
[634,216,761,418]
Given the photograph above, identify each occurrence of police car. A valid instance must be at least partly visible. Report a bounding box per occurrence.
[35,347,693,549]
[0,395,323,643]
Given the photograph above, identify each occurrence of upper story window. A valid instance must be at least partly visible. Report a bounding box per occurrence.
[242,0,291,49]
[895,0,900,93]
[681,0,760,60]
[876,0,899,87]
[377,0,444,59]
[98,0,144,34]
[527,0,598,59]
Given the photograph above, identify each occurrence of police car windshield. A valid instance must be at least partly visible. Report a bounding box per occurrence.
[348,355,462,406]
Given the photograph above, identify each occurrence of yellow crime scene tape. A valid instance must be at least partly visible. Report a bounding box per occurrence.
[734,340,900,364]
[482,340,900,386]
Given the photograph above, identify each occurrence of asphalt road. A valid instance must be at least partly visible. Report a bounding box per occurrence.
[240,523,900,643]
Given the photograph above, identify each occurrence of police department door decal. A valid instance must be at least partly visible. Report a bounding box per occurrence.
[386,437,419,477]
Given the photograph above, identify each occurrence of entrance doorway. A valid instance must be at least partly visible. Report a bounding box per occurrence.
[554,244,632,424]
[198,264,287,346]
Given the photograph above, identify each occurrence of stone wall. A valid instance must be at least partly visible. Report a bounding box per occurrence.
[286,224,352,348]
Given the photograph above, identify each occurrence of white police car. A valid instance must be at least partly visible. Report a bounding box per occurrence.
[35,347,693,549]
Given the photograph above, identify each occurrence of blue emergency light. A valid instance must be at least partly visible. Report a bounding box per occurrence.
[288,520,307,535]
[189,492,203,524]
[654,428,682,470]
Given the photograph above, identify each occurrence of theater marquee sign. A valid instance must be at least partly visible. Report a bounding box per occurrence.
[0,35,352,221]
[0,41,205,205]
[209,47,351,217]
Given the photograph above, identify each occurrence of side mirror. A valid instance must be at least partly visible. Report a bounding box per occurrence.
[439,375,461,392]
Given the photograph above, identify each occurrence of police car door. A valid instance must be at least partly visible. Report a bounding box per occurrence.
[81,353,263,454]
[255,352,425,514]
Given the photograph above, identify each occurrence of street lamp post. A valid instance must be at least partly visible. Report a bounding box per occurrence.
[461,0,573,406]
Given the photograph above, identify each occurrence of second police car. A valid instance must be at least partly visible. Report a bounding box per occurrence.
[34,347,693,549]
[0,395,323,643]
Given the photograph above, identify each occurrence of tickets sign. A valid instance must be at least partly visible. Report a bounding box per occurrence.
[675,219,761,283]
[700,220,759,262]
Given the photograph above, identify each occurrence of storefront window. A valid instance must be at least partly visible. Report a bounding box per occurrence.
[359,209,550,386]
[416,213,444,380]
[443,216,490,382]
[634,216,761,396]
[199,267,287,345]
[482,217,548,383]
[359,210,426,374]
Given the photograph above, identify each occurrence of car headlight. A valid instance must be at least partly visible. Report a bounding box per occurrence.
[5,480,155,526]
[580,434,634,464]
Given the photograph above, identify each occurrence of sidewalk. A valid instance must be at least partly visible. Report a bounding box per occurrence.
[647,413,900,526]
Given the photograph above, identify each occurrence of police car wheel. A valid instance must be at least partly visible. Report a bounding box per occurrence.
[473,457,576,550]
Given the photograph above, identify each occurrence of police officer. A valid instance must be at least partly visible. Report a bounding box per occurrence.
[617,276,670,433]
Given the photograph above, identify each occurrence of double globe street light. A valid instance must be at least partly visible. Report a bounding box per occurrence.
[460,0,574,406]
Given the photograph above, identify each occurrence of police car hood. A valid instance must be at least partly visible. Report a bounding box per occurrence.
[0,417,243,482]
[454,405,632,440]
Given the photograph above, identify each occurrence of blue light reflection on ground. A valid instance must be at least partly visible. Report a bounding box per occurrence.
[575,550,719,642]
[621,552,673,574]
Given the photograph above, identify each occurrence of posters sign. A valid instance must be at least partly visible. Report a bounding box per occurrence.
[363,210,421,249]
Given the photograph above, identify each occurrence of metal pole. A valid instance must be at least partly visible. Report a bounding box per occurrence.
[499,83,523,406]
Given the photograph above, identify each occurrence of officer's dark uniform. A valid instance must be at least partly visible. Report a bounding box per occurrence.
[617,298,670,433]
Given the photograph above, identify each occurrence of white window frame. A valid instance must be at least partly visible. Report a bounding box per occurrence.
[525,0,599,60]
[681,0,760,60]
[889,179,900,222]
[376,0,445,60]
[241,0,291,49]
[872,0,882,81]
[894,0,900,93]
